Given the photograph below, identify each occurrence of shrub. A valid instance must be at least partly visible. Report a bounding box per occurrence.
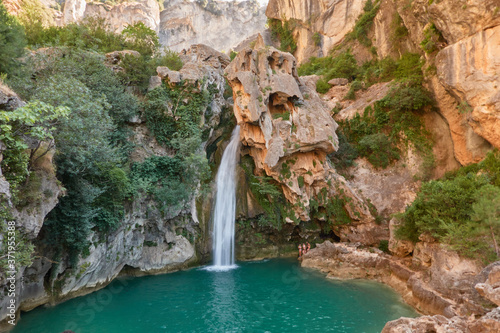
[347,0,380,46]
[268,18,297,53]
[358,133,400,168]
[420,23,443,54]
[396,174,488,242]
[328,132,359,173]
[0,2,26,75]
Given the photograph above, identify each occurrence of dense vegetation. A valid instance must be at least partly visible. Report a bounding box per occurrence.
[0,2,26,76]
[268,18,297,54]
[397,151,500,263]
[0,1,210,267]
[300,50,434,175]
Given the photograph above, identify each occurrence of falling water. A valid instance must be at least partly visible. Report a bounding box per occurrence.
[211,126,240,269]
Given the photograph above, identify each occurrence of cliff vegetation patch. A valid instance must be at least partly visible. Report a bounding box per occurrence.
[397,151,500,263]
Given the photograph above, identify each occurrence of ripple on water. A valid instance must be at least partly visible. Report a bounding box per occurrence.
[12,258,418,333]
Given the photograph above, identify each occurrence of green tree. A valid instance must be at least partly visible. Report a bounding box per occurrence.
[0,1,27,75]
[122,22,159,57]
[0,100,69,196]
[471,185,500,257]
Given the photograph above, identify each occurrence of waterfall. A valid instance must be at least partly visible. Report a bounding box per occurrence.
[211,125,240,269]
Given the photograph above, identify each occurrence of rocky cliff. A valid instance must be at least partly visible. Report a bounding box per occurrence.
[264,0,500,329]
[266,0,367,64]
[225,35,387,247]
[0,45,232,328]
[64,0,161,32]
[60,0,267,53]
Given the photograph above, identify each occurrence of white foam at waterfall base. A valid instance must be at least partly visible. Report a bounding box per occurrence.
[211,126,240,269]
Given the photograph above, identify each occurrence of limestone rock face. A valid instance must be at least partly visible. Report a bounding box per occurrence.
[476,265,500,307]
[0,82,25,110]
[382,310,500,333]
[225,36,380,243]
[436,25,500,151]
[159,0,267,53]
[426,0,500,44]
[266,0,367,63]
[303,241,500,320]
[396,0,500,48]
[63,0,86,24]
[63,0,160,33]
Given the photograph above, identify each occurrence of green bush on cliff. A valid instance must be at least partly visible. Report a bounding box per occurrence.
[347,0,380,47]
[307,51,434,173]
[268,18,297,54]
[396,151,500,263]
[6,49,140,264]
[298,51,422,94]
[0,2,26,75]
[0,100,69,197]
[241,156,297,229]
[338,82,433,173]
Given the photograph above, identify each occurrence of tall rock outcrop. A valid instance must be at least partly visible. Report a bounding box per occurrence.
[266,0,367,63]
[225,36,381,243]
[61,0,267,52]
[0,45,232,327]
[392,0,500,165]
[159,0,267,52]
[436,25,500,151]
[63,0,160,32]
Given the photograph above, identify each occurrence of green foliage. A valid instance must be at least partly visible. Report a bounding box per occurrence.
[347,0,380,47]
[230,50,238,60]
[396,174,488,242]
[118,48,183,91]
[457,100,473,114]
[312,32,321,46]
[6,49,140,263]
[299,51,423,95]
[129,152,209,214]
[23,17,159,56]
[299,51,358,81]
[358,133,400,168]
[139,82,212,213]
[328,132,359,173]
[397,152,500,262]
[241,156,297,229]
[298,176,305,188]
[0,100,69,197]
[272,111,290,121]
[121,22,159,57]
[18,0,53,45]
[309,187,352,228]
[420,23,443,54]
[345,80,363,100]
[339,82,433,172]
[0,202,35,273]
[268,18,297,53]
[0,2,27,75]
[143,83,212,148]
[378,240,390,253]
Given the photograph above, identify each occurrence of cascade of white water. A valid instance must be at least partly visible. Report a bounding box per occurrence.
[211,126,240,268]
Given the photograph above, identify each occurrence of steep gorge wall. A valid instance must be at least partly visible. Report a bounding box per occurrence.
[0,45,232,328]
[267,0,500,167]
[225,36,386,247]
[61,0,267,52]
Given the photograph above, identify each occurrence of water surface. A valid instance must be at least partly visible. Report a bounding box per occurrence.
[13,259,417,333]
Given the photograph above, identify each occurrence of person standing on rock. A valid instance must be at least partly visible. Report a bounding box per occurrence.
[298,244,303,258]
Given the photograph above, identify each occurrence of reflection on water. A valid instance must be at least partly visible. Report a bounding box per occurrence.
[205,268,241,332]
[12,259,418,333]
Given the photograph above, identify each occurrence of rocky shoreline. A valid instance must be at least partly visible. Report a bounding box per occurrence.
[301,241,500,332]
